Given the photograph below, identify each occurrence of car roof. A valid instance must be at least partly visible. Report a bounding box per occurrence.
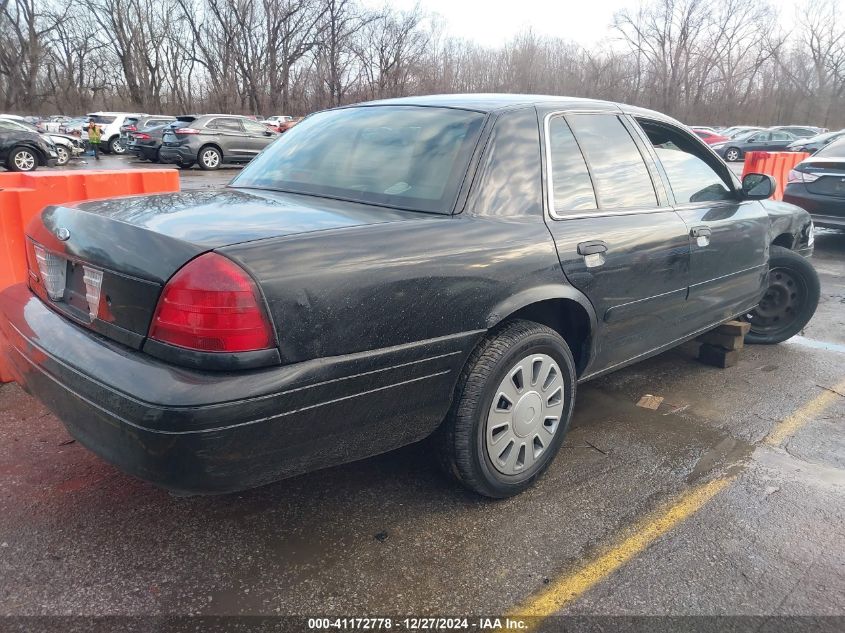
[352,93,681,123]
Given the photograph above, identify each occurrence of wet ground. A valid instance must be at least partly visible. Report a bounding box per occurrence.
[0,156,843,626]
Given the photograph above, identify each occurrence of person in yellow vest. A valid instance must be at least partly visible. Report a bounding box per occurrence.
[87,119,101,160]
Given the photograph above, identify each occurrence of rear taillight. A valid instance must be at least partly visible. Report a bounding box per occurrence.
[135,133,151,140]
[787,169,819,184]
[174,127,200,135]
[149,253,273,353]
[126,125,136,132]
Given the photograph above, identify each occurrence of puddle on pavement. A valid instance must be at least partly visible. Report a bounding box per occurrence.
[784,336,845,354]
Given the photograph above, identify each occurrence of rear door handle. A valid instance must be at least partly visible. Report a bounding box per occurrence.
[577,240,608,255]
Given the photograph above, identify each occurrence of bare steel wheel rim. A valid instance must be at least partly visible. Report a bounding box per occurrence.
[57,146,69,164]
[14,150,35,171]
[111,139,125,153]
[726,148,739,161]
[743,266,806,335]
[486,353,565,476]
[202,149,220,167]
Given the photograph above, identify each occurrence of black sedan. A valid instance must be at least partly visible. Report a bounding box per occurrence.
[712,129,797,162]
[784,137,845,230]
[0,95,819,498]
[0,119,59,171]
[128,120,180,162]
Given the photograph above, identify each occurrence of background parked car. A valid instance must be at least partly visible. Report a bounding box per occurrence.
[0,118,58,171]
[692,128,729,144]
[129,120,181,162]
[159,114,280,170]
[0,117,82,166]
[120,115,176,146]
[261,115,293,127]
[770,125,826,138]
[784,137,845,230]
[712,129,797,161]
[720,125,763,139]
[86,112,144,154]
[786,129,845,154]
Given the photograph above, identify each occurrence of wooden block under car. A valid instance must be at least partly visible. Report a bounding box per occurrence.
[698,344,739,368]
[715,320,751,337]
[697,331,745,350]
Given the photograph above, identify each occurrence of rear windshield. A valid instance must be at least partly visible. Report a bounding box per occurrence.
[232,106,485,213]
[815,138,845,157]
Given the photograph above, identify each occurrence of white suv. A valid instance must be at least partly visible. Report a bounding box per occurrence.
[86,112,145,154]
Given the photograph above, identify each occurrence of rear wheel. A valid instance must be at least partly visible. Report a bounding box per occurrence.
[109,137,126,154]
[743,246,820,344]
[198,146,222,170]
[7,147,38,172]
[436,320,576,498]
[179,162,194,170]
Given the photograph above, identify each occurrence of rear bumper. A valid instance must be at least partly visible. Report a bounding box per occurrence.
[159,145,197,164]
[0,284,470,493]
[783,185,845,230]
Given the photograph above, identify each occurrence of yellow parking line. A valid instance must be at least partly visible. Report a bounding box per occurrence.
[763,379,845,447]
[507,476,733,623]
[506,380,844,628]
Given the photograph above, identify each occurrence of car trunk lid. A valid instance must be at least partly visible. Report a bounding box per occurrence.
[25,188,436,350]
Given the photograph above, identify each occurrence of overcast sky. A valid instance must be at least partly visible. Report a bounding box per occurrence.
[362,0,800,48]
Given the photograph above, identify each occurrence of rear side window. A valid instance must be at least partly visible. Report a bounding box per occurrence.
[547,116,596,213]
[207,118,242,132]
[90,115,116,125]
[567,114,657,209]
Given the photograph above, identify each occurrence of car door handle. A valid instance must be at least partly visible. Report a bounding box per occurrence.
[577,240,608,256]
[690,227,711,238]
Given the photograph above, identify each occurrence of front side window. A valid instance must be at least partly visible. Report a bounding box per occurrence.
[638,119,733,204]
[547,116,596,213]
[567,114,657,209]
[233,106,485,213]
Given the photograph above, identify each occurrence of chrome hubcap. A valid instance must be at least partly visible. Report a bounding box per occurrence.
[726,149,738,161]
[14,151,35,170]
[112,140,125,153]
[202,150,219,167]
[486,353,564,475]
[57,147,69,163]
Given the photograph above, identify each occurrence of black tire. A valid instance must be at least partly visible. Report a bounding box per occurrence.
[724,147,741,162]
[108,136,126,154]
[7,146,39,172]
[436,320,577,498]
[743,246,820,344]
[179,162,194,170]
[198,146,222,170]
[151,148,161,163]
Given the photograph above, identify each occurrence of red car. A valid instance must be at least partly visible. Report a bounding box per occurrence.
[693,128,729,144]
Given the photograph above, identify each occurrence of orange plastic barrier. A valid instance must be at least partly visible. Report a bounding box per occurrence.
[0,169,180,382]
[741,151,809,201]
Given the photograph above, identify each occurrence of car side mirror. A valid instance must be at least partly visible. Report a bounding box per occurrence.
[741,173,775,200]
[747,136,758,143]
[264,130,273,136]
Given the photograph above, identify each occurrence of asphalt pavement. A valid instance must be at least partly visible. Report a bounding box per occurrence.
[0,155,842,628]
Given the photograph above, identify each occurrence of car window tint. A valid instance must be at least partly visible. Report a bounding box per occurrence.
[547,116,596,212]
[637,120,734,205]
[771,132,790,141]
[0,120,17,130]
[233,105,484,214]
[567,114,657,208]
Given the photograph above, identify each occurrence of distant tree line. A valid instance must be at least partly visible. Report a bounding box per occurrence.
[1,0,843,127]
